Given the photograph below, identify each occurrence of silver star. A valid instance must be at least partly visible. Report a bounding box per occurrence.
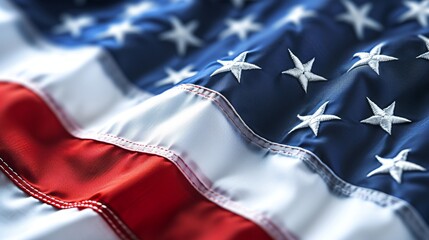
[53,14,94,37]
[399,0,429,27]
[282,49,327,93]
[219,16,262,40]
[417,34,429,59]
[97,21,141,44]
[160,17,202,56]
[210,51,261,83]
[155,65,197,86]
[348,43,398,75]
[231,0,248,8]
[124,2,155,18]
[367,149,426,184]
[337,0,382,39]
[361,98,411,135]
[275,5,316,28]
[289,101,341,136]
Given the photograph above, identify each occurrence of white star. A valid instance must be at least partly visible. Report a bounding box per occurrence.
[399,0,429,27]
[53,14,94,37]
[336,0,382,39]
[417,34,429,59]
[348,43,398,75]
[160,17,202,56]
[275,5,316,28]
[219,16,262,41]
[289,101,341,136]
[231,0,248,8]
[97,21,141,44]
[367,149,426,184]
[210,51,261,83]
[124,2,155,18]
[282,49,327,93]
[155,65,197,86]
[361,98,411,135]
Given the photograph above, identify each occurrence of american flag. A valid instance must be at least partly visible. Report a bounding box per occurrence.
[0,0,428,239]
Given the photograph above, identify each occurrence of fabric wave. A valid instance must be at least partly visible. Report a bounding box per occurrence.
[0,170,118,240]
[0,79,418,239]
[8,0,429,226]
[1,0,429,239]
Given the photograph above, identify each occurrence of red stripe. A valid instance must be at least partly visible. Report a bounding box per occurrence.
[0,82,272,240]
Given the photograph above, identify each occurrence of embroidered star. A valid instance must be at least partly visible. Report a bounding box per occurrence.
[417,34,429,60]
[361,98,411,135]
[219,16,262,40]
[155,65,197,86]
[282,49,327,93]
[336,0,382,39]
[231,0,248,8]
[367,149,426,184]
[399,0,429,27]
[289,101,341,136]
[97,21,141,44]
[275,5,316,28]
[53,14,94,37]
[160,17,202,56]
[210,51,261,83]
[124,2,155,18]
[348,43,398,75]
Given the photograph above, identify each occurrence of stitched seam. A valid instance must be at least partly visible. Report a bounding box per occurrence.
[1,157,135,239]
[3,79,425,239]
[0,80,292,239]
[1,79,425,239]
[0,160,127,240]
[76,127,290,239]
[178,84,429,240]
[92,132,290,240]
[0,158,137,240]
[8,80,427,239]
[95,135,252,212]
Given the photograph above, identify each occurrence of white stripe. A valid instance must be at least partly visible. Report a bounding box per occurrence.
[0,2,149,239]
[0,171,119,240]
[1,78,419,239]
[0,1,424,239]
[0,0,152,109]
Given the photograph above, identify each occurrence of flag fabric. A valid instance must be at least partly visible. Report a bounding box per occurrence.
[1,0,429,239]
